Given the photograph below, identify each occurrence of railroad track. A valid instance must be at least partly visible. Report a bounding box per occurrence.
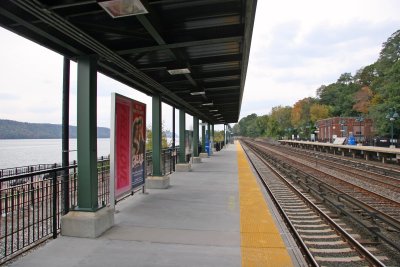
[274,141,400,179]
[250,141,400,222]
[241,139,400,266]
[263,142,400,192]
[241,141,388,266]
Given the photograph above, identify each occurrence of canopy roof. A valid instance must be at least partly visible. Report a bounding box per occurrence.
[0,0,257,123]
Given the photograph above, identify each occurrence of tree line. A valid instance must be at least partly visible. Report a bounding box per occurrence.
[234,30,400,139]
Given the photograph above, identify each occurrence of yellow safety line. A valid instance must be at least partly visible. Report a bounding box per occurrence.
[237,141,293,267]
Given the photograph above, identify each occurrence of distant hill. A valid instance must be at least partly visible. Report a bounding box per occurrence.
[0,119,110,139]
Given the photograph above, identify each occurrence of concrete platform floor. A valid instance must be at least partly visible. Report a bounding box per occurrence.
[8,143,305,267]
[9,145,239,267]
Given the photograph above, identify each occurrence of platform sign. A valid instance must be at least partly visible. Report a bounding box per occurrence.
[205,132,210,155]
[110,93,146,202]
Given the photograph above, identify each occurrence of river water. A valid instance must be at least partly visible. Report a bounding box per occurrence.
[0,139,111,169]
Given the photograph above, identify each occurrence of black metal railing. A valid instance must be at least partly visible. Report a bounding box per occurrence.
[0,164,60,179]
[0,157,110,264]
[1,166,64,263]
[146,148,178,176]
[0,148,181,263]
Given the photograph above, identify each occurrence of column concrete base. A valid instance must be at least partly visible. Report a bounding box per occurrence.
[146,175,170,189]
[199,153,209,158]
[176,163,192,172]
[191,157,202,163]
[61,207,114,238]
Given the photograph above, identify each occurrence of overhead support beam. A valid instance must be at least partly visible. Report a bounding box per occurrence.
[47,1,96,10]
[148,0,238,8]
[136,13,204,95]
[117,36,243,55]
[136,54,242,71]
[205,85,240,92]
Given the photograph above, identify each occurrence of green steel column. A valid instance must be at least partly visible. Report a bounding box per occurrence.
[179,110,186,163]
[62,57,70,214]
[207,123,210,149]
[201,122,206,152]
[193,117,199,157]
[172,107,175,171]
[152,95,162,176]
[211,124,214,154]
[212,124,214,139]
[224,124,226,147]
[76,56,98,211]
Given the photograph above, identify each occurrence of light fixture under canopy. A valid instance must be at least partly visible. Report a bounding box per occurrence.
[98,0,148,18]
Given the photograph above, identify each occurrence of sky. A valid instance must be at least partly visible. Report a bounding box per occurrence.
[0,0,400,131]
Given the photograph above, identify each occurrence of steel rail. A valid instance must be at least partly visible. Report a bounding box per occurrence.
[242,140,386,267]
[254,142,400,217]
[240,142,318,267]
[245,139,400,253]
[251,141,400,230]
[272,141,400,184]
[277,141,400,176]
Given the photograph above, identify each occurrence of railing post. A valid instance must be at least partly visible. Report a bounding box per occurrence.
[30,166,34,208]
[52,164,58,239]
[0,177,2,216]
[170,149,172,174]
[4,192,8,256]
[10,188,15,254]
[101,156,105,207]
[73,160,77,208]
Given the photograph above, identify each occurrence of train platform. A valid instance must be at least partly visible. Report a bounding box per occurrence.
[279,140,400,163]
[8,142,306,267]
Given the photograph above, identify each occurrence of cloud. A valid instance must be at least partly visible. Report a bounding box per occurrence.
[242,15,400,119]
[0,93,19,100]
[1,0,400,127]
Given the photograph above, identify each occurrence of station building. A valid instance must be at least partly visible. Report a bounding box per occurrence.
[315,117,374,142]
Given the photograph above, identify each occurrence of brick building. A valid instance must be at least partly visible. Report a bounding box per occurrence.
[315,117,374,142]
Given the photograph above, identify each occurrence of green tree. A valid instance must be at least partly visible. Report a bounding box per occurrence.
[146,122,169,151]
[268,106,292,138]
[291,97,316,128]
[237,113,258,137]
[310,103,330,122]
[214,130,225,142]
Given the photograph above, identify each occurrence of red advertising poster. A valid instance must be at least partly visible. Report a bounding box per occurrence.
[131,101,146,188]
[111,94,146,202]
[114,95,132,198]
